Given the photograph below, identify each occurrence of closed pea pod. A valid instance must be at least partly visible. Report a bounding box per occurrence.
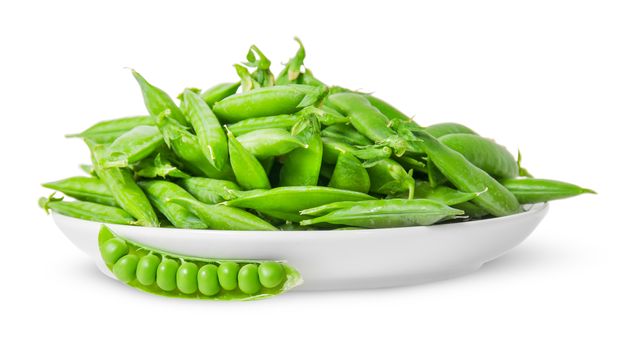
[279,116,323,186]
[177,262,199,294]
[157,258,179,292]
[236,128,307,158]
[42,176,117,206]
[413,181,479,206]
[228,114,299,135]
[227,127,271,190]
[113,254,139,283]
[178,177,240,204]
[328,153,371,193]
[365,94,421,128]
[39,194,135,225]
[424,122,478,138]
[139,180,207,229]
[134,152,190,179]
[132,70,187,126]
[65,115,154,144]
[500,178,595,204]
[136,254,161,286]
[366,159,415,199]
[100,125,164,168]
[321,137,392,165]
[238,264,261,295]
[201,82,240,107]
[321,123,372,146]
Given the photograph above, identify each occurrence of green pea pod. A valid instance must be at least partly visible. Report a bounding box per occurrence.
[139,180,208,229]
[181,89,229,171]
[439,133,518,179]
[326,92,417,156]
[228,107,346,136]
[201,82,240,107]
[366,159,415,199]
[227,128,271,190]
[39,194,135,225]
[425,122,478,138]
[134,152,190,179]
[321,124,372,146]
[98,226,301,300]
[213,85,327,123]
[300,199,464,228]
[90,143,160,227]
[427,159,448,188]
[170,197,277,231]
[395,156,427,174]
[236,128,307,158]
[321,137,392,165]
[328,153,371,193]
[279,116,323,186]
[276,37,306,85]
[156,111,235,181]
[99,125,164,168]
[224,186,375,219]
[365,94,421,128]
[414,181,479,206]
[500,178,595,204]
[42,176,117,206]
[178,177,241,204]
[132,70,187,126]
[453,202,490,219]
[413,130,521,217]
[65,116,154,144]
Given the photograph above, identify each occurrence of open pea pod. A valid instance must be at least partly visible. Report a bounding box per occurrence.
[98,226,302,301]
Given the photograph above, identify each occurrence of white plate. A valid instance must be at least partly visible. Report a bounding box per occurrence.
[51,203,548,291]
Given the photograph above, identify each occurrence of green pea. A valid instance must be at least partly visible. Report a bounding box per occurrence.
[238,264,261,295]
[100,238,129,265]
[217,262,240,291]
[197,264,221,296]
[112,254,139,283]
[156,258,179,292]
[176,262,199,294]
[258,262,285,289]
[136,254,161,286]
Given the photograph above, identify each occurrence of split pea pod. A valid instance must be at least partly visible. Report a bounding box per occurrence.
[213,85,327,123]
[201,82,240,107]
[279,116,323,186]
[227,128,271,190]
[300,199,464,228]
[413,130,521,217]
[500,178,595,204]
[236,128,307,158]
[132,70,187,126]
[328,153,371,193]
[65,116,154,144]
[178,177,241,204]
[99,125,164,168]
[139,180,208,229]
[439,133,518,179]
[98,226,301,300]
[42,176,117,206]
[181,89,229,171]
[39,194,135,225]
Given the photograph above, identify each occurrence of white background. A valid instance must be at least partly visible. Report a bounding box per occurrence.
[1,0,616,349]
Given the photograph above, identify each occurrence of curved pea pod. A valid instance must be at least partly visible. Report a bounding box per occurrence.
[227,128,271,190]
[99,125,164,168]
[236,128,307,158]
[326,92,417,156]
[300,199,464,228]
[414,181,479,206]
[42,176,117,206]
[321,124,372,146]
[98,226,301,300]
[139,180,208,229]
[425,122,478,138]
[132,70,187,126]
[224,186,375,221]
[178,177,241,204]
[181,89,229,171]
[364,94,421,128]
[413,130,521,217]
[439,133,518,179]
[65,116,154,144]
[134,152,190,179]
[156,111,235,181]
[39,194,135,225]
[328,153,370,193]
[279,116,323,186]
[170,197,277,231]
[321,137,392,165]
[366,159,415,199]
[500,178,596,204]
[213,85,327,123]
[90,144,159,226]
[201,82,240,107]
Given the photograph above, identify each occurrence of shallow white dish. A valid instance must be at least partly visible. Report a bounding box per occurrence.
[52,203,548,291]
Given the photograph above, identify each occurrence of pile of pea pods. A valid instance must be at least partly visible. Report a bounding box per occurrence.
[40,38,595,231]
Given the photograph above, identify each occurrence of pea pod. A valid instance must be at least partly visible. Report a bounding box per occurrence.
[439,133,518,179]
[365,94,421,128]
[99,125,164,168]
[134,152,190,179]
[236,128,306,158]
[228,107,346,136]
[227,128,271,190]
[39,194,135,225]
[170,197,277,231]
[132,70,187,126]
[328,153,371,193]
[414,181,479,206]
[500,178,595,204]
[42,176,117,206]
[65,116,154,144]
[178,177,240,204]
[413,130,521,217]
[181,89,229,171]
[300,199,464,228]
[366,159,415,199]
[139,180,208,229]
[425,122,477,138]
[201,82,240,107]
[321,124,372,146]
[279,116,323,186]
[213,85,327,123]
[321,137,392,165]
